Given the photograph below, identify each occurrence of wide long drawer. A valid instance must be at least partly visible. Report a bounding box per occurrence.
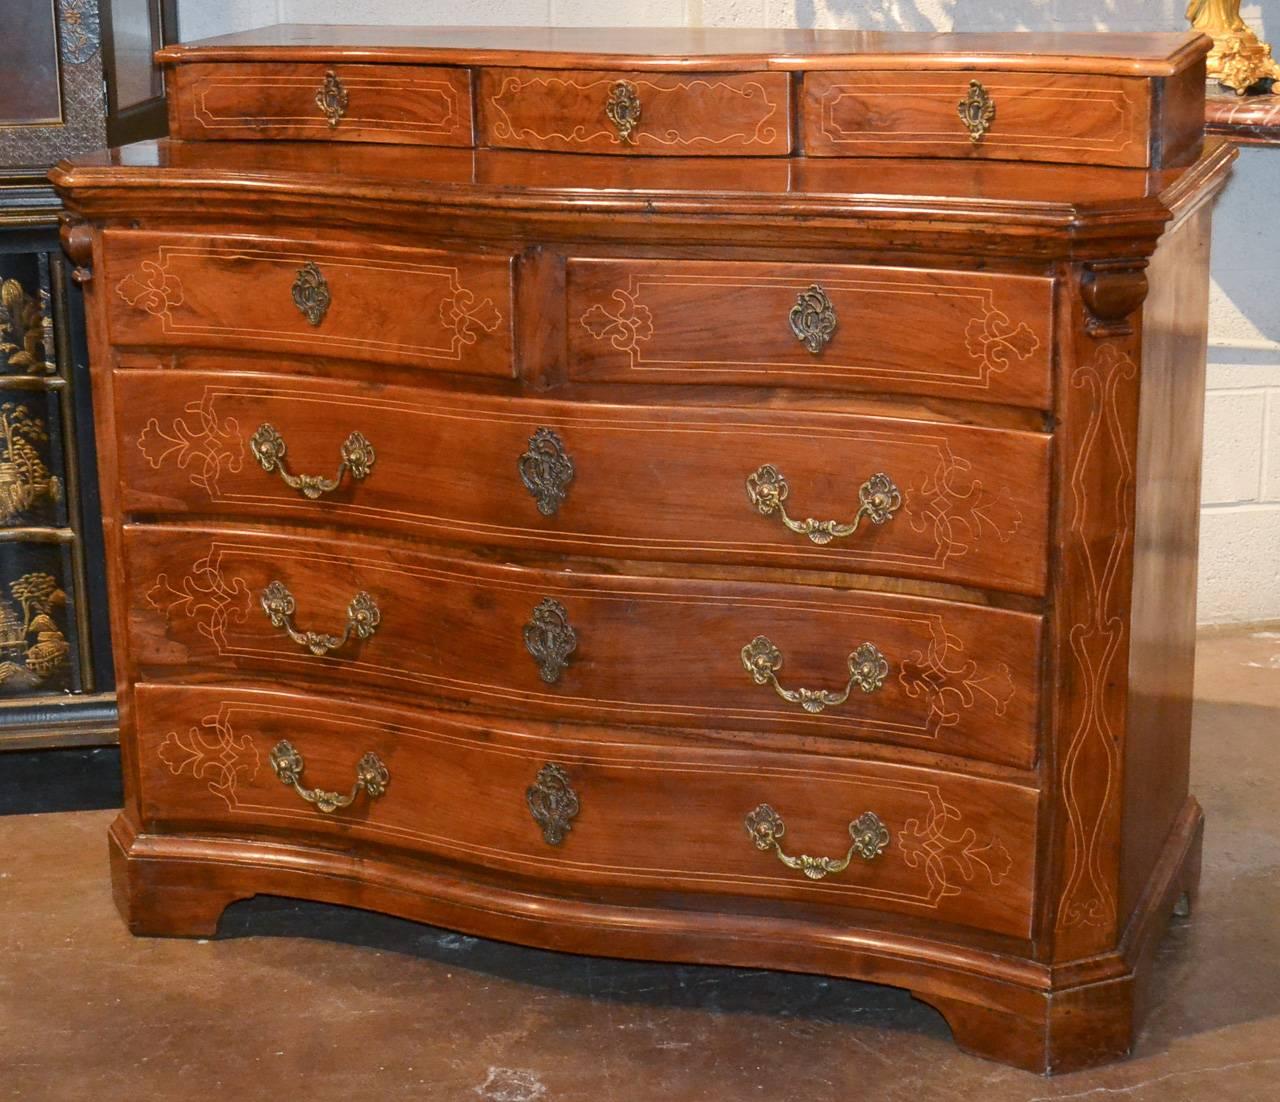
[104,232,514,376]
[114,369,1052,595]
[124,526,1043,769]
[134,682,1039,939]
[567,258,1053,407]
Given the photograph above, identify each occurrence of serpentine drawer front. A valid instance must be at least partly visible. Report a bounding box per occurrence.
[61,25,1226,1074]
[134,683,1039,939]
[124,525,1043,769]
[167,62,475,145]
[104,232,514,375]
[113,369,1052,595]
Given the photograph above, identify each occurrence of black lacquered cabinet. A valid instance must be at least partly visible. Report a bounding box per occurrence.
[1,0,175,748]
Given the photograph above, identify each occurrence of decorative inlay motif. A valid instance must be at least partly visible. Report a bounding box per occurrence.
[899,800,1013,897]
[579,288,654,352]
[0,279,56,373]
[745,803,890,880]
[59,0,101,64]
[115,259,185,317]
[789,285,838,354]
[963,305,1039,369]
[957,80,996,143]
[605,79,641,143]
[159,713,260,809]
[146,553,252,650]
[523,598,577,684]
[526,762,579,846]
[1057,343,1135,933]
[439,288,503,345]
[488,74,780,148]
[898,626,1016,731]
[291,262,331,326]
[0,572,70,690]
[136,396,245,497]
[314,70,349,128]
[0,403,61,522]
[905,448,1023,563]
[518,427,574,516]
[741,636,889,714]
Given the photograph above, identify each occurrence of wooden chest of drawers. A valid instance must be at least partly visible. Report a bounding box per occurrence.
[52,25,1230,1074]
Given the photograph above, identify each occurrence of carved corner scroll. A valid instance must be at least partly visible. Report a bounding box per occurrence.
[59,218,94,286]
[1080,260,1150,338]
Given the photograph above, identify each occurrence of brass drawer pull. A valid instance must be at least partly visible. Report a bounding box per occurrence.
[518,427,574,516]
[261,581,380,656]
[250,423,375,500]
[958,80,995,143]
[790,284,837,353]
[527,762,580,845]
[291,261,331,326]
[523,597,576,684]
[605,79,641,143]
[747,465,902,545]
[742,635,888,713]
[270,739,388,813]
[315,69,349,127]
[745,803,890,880]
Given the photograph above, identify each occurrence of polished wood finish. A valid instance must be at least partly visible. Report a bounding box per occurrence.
[110,368,1052,594]
[53,26,1231,1074]
[168,61,474,145]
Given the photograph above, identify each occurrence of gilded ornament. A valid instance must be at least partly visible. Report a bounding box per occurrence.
[789,285,838,354]
[1188,0,1280,94]
[523,597,577,684]
[250,423,375,499]
[260,581,380,656]
[0,403,61,523]
[957,80,996,143]
[0,279,56,374]
[745,803,890,880]
[526,762,580,845]
[270,739,389,813]
[746,465,901,545]
[291,262,332,326]
[741,635,889,714]
[0,572,70,692]
[315,70,350,126]
[605,79,642,143]
[517,427,574,516]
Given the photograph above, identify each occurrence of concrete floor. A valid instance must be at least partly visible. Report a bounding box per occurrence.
[2,629,1278,1101]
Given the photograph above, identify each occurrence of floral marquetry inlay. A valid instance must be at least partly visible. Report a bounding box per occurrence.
[439,288,503,346]
[900,800,1014,900]
[136,397,245,498]
[115,259,185,319]
[146,553,252,651]
[898,626,1017,733]
[579,288,654,352]
[963,305,1039,372]
[906,448,1023,565]
[159,713,260,809]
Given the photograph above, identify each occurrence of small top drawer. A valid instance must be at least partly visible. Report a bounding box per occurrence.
[479,68,792,156]
[803,70,1156,167]
[167,62,475,145]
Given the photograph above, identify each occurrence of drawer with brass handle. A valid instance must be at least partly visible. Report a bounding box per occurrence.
[135,681,1039,939]
[125,525,1043,769]
[478,68,792,156]
[166,61,475,146]
[115,366,1051,595]
[104,231,514,376]
[567,257,1053,408]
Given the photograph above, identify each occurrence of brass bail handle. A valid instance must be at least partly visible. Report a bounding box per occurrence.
[746,465,903,546]
[745,803,891,880]
[250,423,375,500]
[260,581,381,656]
[270,739,389,813]
[741,635,889,714]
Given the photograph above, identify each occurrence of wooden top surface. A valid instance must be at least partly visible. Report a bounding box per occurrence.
[155,25,1210,76]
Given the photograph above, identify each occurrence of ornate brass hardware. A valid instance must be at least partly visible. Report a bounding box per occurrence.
[527,762,579,845]
[269,739,389,813]
[957,80,995,144]
[291,262,331,326]
[261,581,380,656]
[789,284,837,354]
[745,804,890,880]
[746,465,902,545]
[523,598,576,684]
[605,79,642,143]
[315,69,349,127]
[518,427,574,516]
[250,423,375,500]
[741,636,889,714]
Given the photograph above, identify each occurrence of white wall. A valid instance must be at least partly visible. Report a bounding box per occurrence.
[177,0,1280,625]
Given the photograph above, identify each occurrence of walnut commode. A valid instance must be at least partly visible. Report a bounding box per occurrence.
[52,25,1230,1073]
